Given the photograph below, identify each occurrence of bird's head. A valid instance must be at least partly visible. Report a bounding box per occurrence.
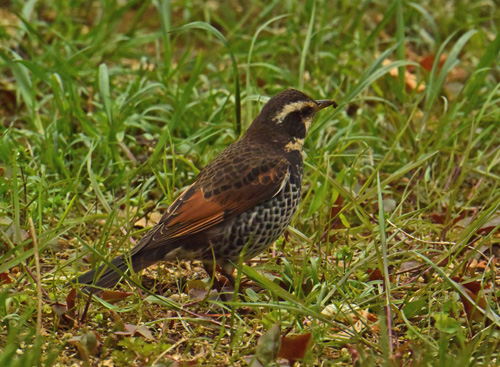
[246,89,337,151]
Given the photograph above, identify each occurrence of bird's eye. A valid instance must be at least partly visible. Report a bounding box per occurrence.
[301,106,314,117]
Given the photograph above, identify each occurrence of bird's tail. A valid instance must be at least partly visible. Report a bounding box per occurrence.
[73,252,156,293]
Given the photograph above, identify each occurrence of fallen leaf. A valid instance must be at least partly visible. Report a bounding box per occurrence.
[115,323,155,340]
[366,268,393,282]
[477,226,500,236]
[452,277,488,323]
[419,54,447,72]
[255,324,281,365]
[367,268,384,281]
[277,333,312,365]
[99,290,133,303]
[0,272,13,284]
[66,288,77,318]
[399,261,421,274]
[429,212,446,225]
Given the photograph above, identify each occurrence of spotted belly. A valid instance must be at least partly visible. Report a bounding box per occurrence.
[202,176,301,262]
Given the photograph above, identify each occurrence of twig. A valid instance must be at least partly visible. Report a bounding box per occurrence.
[386,218,456,245]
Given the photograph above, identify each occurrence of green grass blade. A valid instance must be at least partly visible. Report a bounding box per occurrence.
[98,63,114,135]
[423,30,478,116]
[171,21,241,135]
[462,31,500,114]
[342,46,415,104]
[246,14,289,126]
[299,0,316,90]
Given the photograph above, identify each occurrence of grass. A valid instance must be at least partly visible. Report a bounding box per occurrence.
[1,0,500,365]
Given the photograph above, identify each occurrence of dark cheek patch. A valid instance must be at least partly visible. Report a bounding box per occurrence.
[283,111,306,139]
[292,122,306,139]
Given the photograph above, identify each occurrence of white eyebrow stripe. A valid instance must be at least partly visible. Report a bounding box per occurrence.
[273,101,316,124]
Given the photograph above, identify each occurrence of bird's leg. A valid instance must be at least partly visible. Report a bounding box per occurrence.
[219,262,236,289]
[203,261,242,304]
[202,261,225,293]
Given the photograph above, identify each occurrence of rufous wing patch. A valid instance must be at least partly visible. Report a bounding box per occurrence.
[146,158,290,247]
[165,189,226,238]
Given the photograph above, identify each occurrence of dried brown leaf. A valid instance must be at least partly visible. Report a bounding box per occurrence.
[115,323,155,340]
[0,272,13,284]
[277,333,312,365]
[99,289,133,303]
[452,277,488,323]
[419,54,447,72]
[66,288,77,318]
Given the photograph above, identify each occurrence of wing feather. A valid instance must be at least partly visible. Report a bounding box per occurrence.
[143,157,290,248]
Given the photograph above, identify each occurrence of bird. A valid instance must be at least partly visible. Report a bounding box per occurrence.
[74,89,337,293]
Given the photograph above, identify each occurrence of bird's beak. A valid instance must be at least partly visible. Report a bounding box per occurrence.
[315,99,338,111]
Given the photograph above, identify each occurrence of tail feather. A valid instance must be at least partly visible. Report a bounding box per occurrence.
[73,252,156,293]
[71,227,184,293]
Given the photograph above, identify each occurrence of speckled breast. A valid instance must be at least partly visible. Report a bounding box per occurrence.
[204,173,302,262]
